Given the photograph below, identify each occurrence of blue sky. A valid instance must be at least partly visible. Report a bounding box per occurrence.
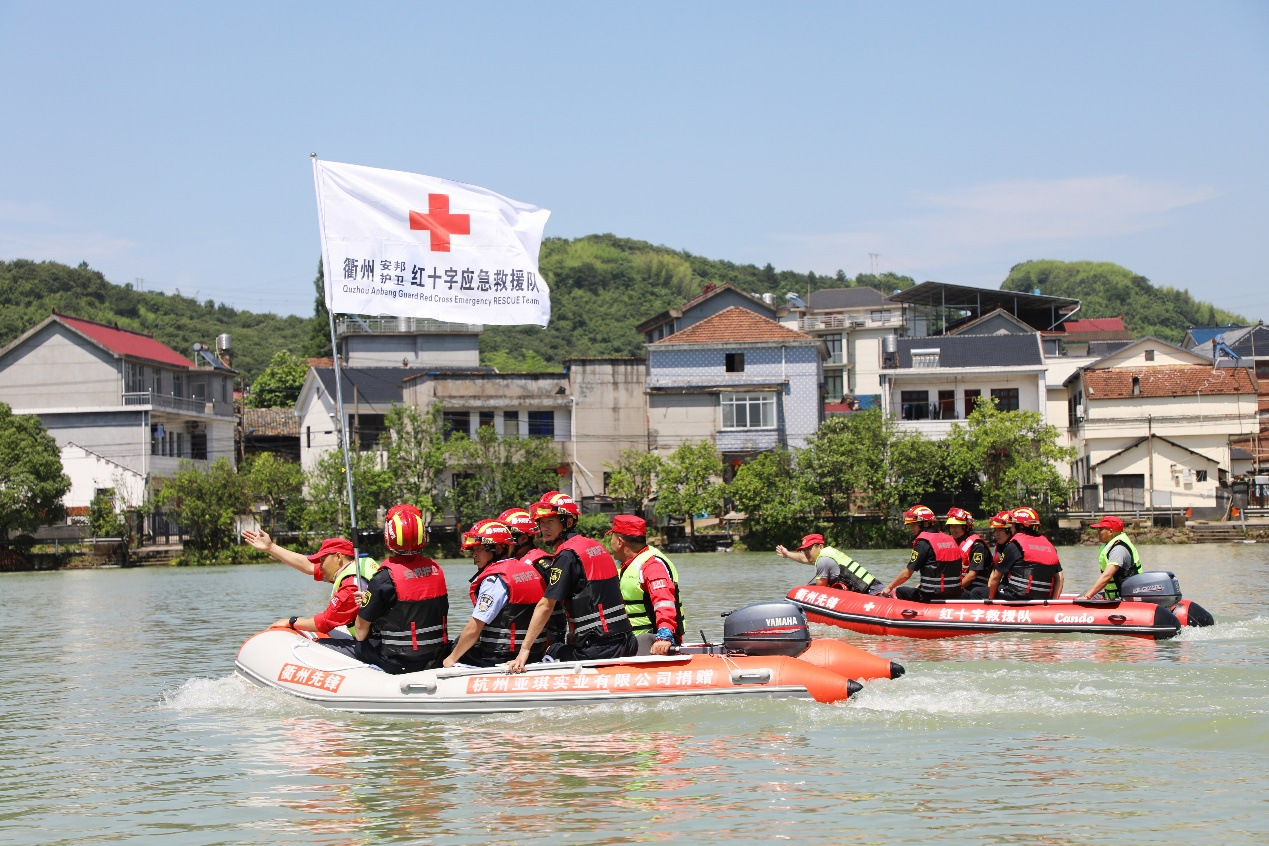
[2,1,1266,320]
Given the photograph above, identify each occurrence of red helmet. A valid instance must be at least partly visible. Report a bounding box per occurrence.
[531,490,579,521]
[384,504,427,553]
[1011,506,1041,528]
[498,507,538,535]
[988,510,1014,530]
[944,507,973,527]
[462,519,514,551]
[903,504,936,524]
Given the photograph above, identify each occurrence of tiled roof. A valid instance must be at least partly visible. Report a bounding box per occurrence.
[653,306,814,345]
[895,334,1043,368]
[1084,365,1257,399]
[56,314,195,368]
[1063,317,1126,333]
[243,407,299,437]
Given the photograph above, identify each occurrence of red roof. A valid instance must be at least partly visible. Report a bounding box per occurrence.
[1084,365,1257,399]
[57,314,195,368]
[1064,317,1126,333]
[653,307,813,345]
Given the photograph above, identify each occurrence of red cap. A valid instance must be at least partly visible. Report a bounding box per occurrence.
[797,533,826,550]
[307,537,354,564]
[607,514,647,536]
[1090,515,1124,532]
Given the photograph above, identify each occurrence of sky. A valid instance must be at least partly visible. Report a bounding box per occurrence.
[2,1,1267,321]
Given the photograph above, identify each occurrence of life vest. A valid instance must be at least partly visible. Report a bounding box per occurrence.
[619,546,685,638]
[957,534,992,591]
[1097,533,1142,600]
[1002,534,1062,599]
[915,530,963,597]
[553,532,632,645]
[818,546,876,592]
[467,557,547,665]
[372,556,449,663]
[520,547,566,642]
[330,555,379,635]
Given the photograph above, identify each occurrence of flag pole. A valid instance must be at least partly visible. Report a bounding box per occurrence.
[314,152,366,596]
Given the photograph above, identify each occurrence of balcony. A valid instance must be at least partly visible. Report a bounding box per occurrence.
[336,316,482,336]
[124,391,223,416]
[891,418,957,439]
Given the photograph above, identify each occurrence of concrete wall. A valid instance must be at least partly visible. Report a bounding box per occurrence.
[61,444,146,511]
[344,332,481,368]
[0,323,121,408]
[882,370,1045,424]
[648,393,717,453]
[568,359,648,498]
[32,411,150,477]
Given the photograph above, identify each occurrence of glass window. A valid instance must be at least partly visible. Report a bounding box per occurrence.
[990,388,1020,412]
[1145,349,1155,362]
[824,334,842,364]
[937,390,955,419]
[900,390,930,420]
[172,374,184,398]
[151,368,162,395]
[125,362,144,393]
[824,371,844,401]
[964,389,981,414]
[443,411,470,440]
[502,410,519,436]
[725,353,745,373]
[479,411,495,430]
[721,393,775,428]
[527,411,555,438]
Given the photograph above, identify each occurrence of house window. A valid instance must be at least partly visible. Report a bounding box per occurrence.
[721,392,775,428]
[937,390,955,420]
[191,430,208,460]
[990,388,1020,412]
[479,411,495,430]
[1145,349,1155,362]
[354,414,385,449]
[172,374,184,398]
[443,411,470,440]
[1196,469,1208,483]
[503,410,519,436]
[964,389,982,414]
[527,411,555,438]
[824,371,844,401]
[125,362,144,393]
[725,353,745,373]
[824,335,842,365]
[900,390,930,420]
[151,368,162,395]
[306,426,311,448]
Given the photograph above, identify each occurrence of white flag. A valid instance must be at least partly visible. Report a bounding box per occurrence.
[312,158,552,327]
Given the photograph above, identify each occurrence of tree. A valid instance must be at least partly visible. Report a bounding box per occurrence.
[0,403,70,542]
[726,449,819,542]
[88,488,129,539]
[303,258,332,359]
[246,350,309,408]
[154,458,253,552]
[944,400,1076,517]
[382,403,449,519]
[301,448,392,536]
[654,440,725,537]
[886,432,956,514]
[798,409,890,517]
[604,448,662,512]
[445,426,563,528]
[241,452,304,531]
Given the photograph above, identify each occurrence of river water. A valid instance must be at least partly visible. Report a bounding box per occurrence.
[3,544,1267,845]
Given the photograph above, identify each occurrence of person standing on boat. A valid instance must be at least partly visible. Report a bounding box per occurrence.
[507,491,637,672]
[945,508,992,600]
[607,514,685,655]
[500,506,567,647]
[881,504,963,601]
[989,506,1063,600]
[444,520,547,668]
[242,530,378,638]
[776,533,879,594]
[345,504,450,674]
[1078,515,1142,600]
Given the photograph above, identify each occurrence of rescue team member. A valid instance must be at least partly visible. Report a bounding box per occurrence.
[946,508,992,600]
[989,506,1064,600]
[347,504,450,674]
[1078,515,1142,600]
[881,504,963,601]
[776,533,880,594]
[499,506,567,646]
[607,514,684,655]
[444,520,547,668]
[508,491,637,672]
[987,510,1013,566]
[243,529,378,638]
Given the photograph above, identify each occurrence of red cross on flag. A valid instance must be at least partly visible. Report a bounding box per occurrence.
[312,158,551,327]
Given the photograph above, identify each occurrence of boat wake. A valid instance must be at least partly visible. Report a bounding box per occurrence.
[162,675,311,715]
[1176,614,1269,642]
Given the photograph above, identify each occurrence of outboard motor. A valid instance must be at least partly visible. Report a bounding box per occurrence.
[1120,571,1215,627]
[722,601,811,657]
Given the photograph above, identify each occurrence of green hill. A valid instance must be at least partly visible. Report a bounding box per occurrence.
[0,259,310,380]
[1001,260,1249,345]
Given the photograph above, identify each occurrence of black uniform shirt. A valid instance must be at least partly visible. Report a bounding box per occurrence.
[358,568,397,623]
[543,532,587,603]
[907,537,935,573]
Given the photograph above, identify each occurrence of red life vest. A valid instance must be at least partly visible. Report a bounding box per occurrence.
[1002,534,1062,599]
[373,555,449,663]
[519,547,566,643]
[553,532,632,644]
[915,530,963,596]
[467,557,547,665]
[958,533,992,590]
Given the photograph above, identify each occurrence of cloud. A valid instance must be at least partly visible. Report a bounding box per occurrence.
[771,175,1218,278]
